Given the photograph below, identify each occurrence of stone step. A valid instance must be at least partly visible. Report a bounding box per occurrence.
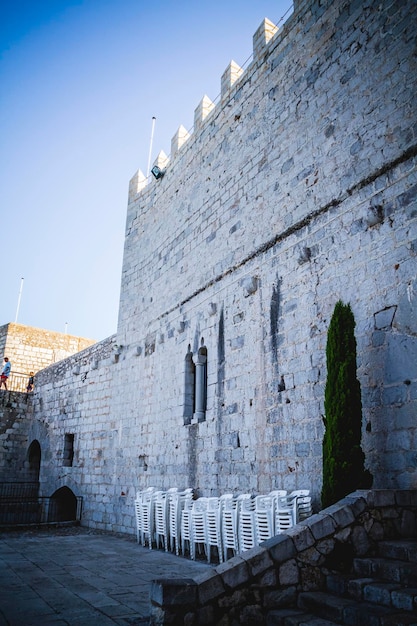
[298,590,417,625]
[326,572,417,610]
[378,540,417,564]
[266,608,339,625]
[353,557,417,586]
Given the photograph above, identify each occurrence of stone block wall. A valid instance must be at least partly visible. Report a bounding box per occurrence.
[0,393,33,482]
[0,336,114,486]
[1,0,415,536]
[116,0,416,508]
[121,0,416,335]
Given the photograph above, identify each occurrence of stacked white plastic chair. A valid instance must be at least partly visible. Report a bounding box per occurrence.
[134,487,156,546]
[135,487,312,561]
[154,491,169,551]
[134,497,142,544]
[269,489,287,500]
[237,494,256,552]
[274,493,297,534]
[169,488,193,555]
[254,494,275,545]
[221,494,239,562]
[191,497,209,561]
[205,496,223,564]
[180,495,194,558]
[141,488,161,549]
[287,489,312,522]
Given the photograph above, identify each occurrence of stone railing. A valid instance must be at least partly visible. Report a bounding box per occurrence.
[149,489,417,624]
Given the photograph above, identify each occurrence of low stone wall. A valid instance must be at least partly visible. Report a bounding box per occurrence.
[0,392,34,481]
[149,489,417,625]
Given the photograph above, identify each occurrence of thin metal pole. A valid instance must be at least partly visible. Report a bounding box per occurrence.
[65,322,68,334]
[146,116,156,178]
[15,277,24,323]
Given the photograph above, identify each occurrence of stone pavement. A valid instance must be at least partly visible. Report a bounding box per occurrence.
[0,526,212,625]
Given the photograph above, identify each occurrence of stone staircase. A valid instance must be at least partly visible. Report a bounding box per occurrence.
[268,539,417,625]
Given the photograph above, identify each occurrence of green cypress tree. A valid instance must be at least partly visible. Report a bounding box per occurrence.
[322,301,372,508]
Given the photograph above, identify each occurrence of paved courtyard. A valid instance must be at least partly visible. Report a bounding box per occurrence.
[0,526,212,625]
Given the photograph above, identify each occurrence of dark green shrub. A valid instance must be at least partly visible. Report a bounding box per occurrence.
[322,301,372,508]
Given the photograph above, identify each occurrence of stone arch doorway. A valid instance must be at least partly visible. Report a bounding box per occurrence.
[49,486,79,522]
[26,440,41,484]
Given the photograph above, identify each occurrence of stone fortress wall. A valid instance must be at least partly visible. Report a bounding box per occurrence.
[4,0,416,535]
[0,323,95,389]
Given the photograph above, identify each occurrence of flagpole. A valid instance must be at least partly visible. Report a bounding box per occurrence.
[146,116,156,178]
[15,277,24,323]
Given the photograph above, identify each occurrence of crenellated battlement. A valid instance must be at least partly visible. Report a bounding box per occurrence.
[128,13,289,203]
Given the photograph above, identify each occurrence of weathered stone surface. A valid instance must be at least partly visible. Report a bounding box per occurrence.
[240,545,274,577]
[239,604,264,625]
[257,567,277,587]
[343,493,368,517]
[367,491,396,507]
[194,604,214,625]
[263,534,296,564]
[400,510,417,538]
[263,586,297,609]
[396,491,417,507]
[324,503,355,529]
[195,570,225,605]
[351,525,370,556]
[285,526,316,552]
[218,588,250,608]
[279,559,299,585]
[216,556,250,589]
[303,513,337,540]
[151,578,197,607]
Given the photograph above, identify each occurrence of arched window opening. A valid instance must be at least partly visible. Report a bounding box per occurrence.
[49,486,79,522]
[26,440,41,483]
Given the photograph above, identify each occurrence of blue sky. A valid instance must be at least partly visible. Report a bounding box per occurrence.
[1,0,293,342]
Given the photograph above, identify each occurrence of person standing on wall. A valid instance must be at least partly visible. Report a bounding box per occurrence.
[26,371,34,392]
[0,357,11,390]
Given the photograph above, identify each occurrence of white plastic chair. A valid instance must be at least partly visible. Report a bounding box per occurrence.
[254,495,275,545]
[221,494,239,561]
[237,494,256,552]
[154,491,169,551]
[140,489,161,549]
[205,497,223,563]
[191,497,209,561]
[181,496,194,558]
[169,489,193,555]
[134,487,156,545]
[287,489,312,522]
[274,494,296,534]
[269,490,287,499]
[168,492,180,554]
[134,497,142,544]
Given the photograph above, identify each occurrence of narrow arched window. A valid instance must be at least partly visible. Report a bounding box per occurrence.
[183,345,195,425]
[26,440,41,484]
